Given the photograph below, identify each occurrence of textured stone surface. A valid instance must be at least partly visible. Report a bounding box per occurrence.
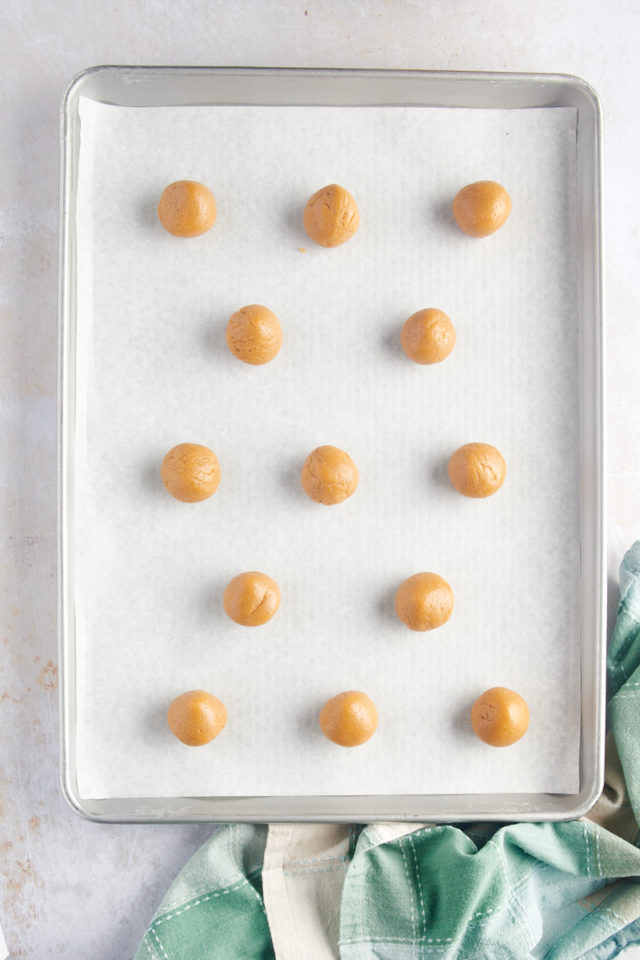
[1,1,639,956]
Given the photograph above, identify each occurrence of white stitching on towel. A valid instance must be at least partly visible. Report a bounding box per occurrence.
[470,909,505,931]
[408,835,426,939]
[159,878,247,908]
[399,840,417,948]
[149,928,169,960]
[342,908,532,955]
[154,879,250,926]
[143,938,158,960]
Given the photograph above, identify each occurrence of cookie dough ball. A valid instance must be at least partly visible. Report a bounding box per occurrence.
[395,572,454,632]
[226,304,282,365]
[448,442,506,499]
[223,571,281,627]
[161,443,220,502]
[301,445,358,505]
[452,181,511,238]
[158,180,217,237]
[471,687,529,746]
[303,184,360,248]
[167,690,228,746]
[318,691,378,747]
[401,308,456,365]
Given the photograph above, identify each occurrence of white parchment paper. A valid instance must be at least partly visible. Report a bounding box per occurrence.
[74,98,580,799]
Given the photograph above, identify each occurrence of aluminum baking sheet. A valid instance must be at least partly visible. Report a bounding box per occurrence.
[59,68,604,822]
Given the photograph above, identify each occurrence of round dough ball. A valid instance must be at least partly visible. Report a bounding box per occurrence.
[303,184,360,247]
[161,443,220,502]
[157,180,217,237]
[167,689,228,746]
[318,691,378,747]
[395,572,454,632]
[452,181,511,238]
[448,442,506,498]
[471,687,529,746]
[223,571,281,627]
[226,304,282,365]
[401,308,456,364]
[301,445,358,505]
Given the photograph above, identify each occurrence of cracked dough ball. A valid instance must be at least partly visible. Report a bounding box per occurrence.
[401,308,456,364]
[395,572,454,632]
[471,687,529,746]
[167,690,228,746]
[223,571,281,627]
[161,443,220,502]
[301,445,358,505]
[318,691,378,747]
[303,184,360,247]
[452,181,511,238]
[157,180,217,237]
[226,304,282,365]
[448,442,506,498]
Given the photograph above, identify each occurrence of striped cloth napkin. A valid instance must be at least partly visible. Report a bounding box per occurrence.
[135,543,640,960]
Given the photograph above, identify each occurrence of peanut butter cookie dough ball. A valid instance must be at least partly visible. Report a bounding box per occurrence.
[319,691,378,747]
[301,445,358,505]
[471,687,529,746]
[223,571,281,627]
[226,304,282,365]
[167,690,228,746]
[395,572,454,632]
[303,184,360,247]
[161,443,220,502]
[448,442,506,499]
[452,181,511,238]
[157,180,217,237]
[401,308,456,365]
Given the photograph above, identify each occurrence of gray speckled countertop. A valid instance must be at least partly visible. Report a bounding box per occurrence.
[1,1,640,956]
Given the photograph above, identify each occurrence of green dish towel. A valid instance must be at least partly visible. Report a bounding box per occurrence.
[135,544,640,960]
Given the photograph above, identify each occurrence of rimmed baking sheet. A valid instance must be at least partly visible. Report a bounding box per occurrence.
[59,67,604,821]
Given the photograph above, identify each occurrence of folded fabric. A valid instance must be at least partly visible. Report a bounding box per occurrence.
[135,543,640,960]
